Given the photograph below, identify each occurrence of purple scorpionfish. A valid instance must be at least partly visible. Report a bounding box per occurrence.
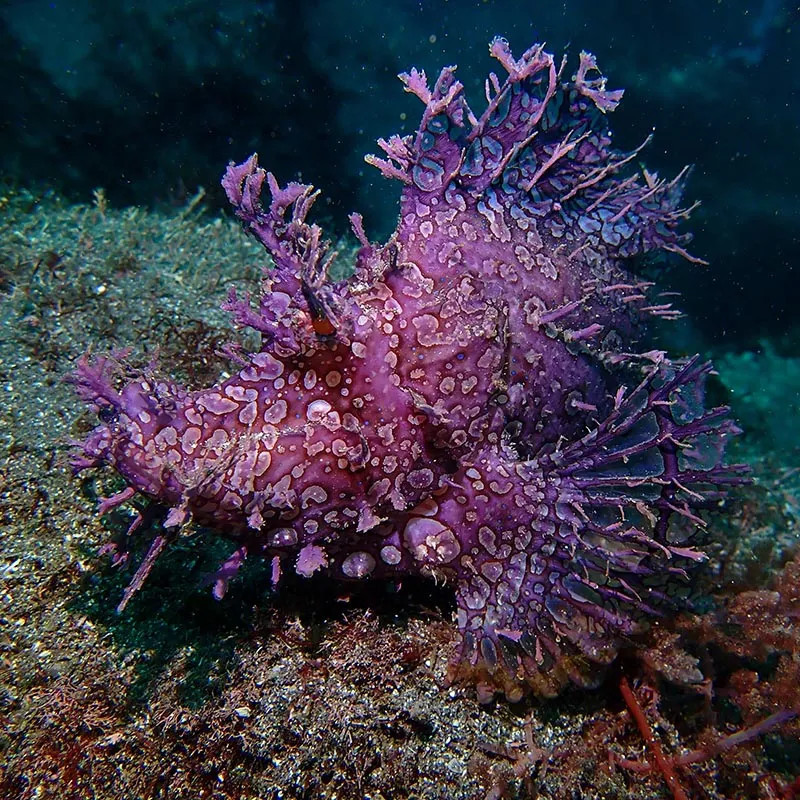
[73,39,747,700]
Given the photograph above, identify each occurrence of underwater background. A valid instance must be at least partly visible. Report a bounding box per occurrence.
[1,1,799,798]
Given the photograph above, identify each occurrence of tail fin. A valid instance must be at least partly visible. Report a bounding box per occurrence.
[450,356,747,700]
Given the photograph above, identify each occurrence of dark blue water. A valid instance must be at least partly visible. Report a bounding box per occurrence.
[2,0,797,344]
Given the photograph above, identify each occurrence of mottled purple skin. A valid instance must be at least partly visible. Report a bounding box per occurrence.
[72,40,746,700]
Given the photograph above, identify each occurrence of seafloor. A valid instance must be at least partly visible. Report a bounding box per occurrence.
[1,187,798,800]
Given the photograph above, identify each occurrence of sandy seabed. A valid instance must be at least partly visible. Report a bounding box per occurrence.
[1,187,798,800]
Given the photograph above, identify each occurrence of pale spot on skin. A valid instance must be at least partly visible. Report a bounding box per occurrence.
[461,376,478,394]
[264,399,288,424]
[450,430,468,447]
[295,543,327,577]
[368,478,391,502]
[478,525,497,555]
[154,426,178,448]
[477,349,496,370]
[222,491,243,509]
[181,427,202,454]
[301,485,329,507]
[412,314,449,347]
[341,413,360,432]
[320,409,341,431]
[199,393,239,415]
[480,561,504,583]
[230,452,257,493]
[251,352,284,379]
[239,401,258,425]
[538,254,559,280]
[226,385,258,402]
[341,551,376,578]
[435,208,458,226]
[207,428,230,452]
[407,468,434,489]
[403,517,461,564]
[305,440,325,457]
[399,262,434,297]
[376,423,395,446]
[380,545,402,565]
[185,407,202,425]
[382,455,398,474]
[514,244,534,270]
[253,450,272,476]
[307,399,332,422]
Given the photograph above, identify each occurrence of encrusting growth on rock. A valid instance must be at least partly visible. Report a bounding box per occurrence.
[71,38,747,700]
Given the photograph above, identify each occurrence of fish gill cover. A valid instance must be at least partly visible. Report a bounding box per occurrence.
[70,37,748,701]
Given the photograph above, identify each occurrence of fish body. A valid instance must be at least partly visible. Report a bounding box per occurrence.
[73,39,745,699]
